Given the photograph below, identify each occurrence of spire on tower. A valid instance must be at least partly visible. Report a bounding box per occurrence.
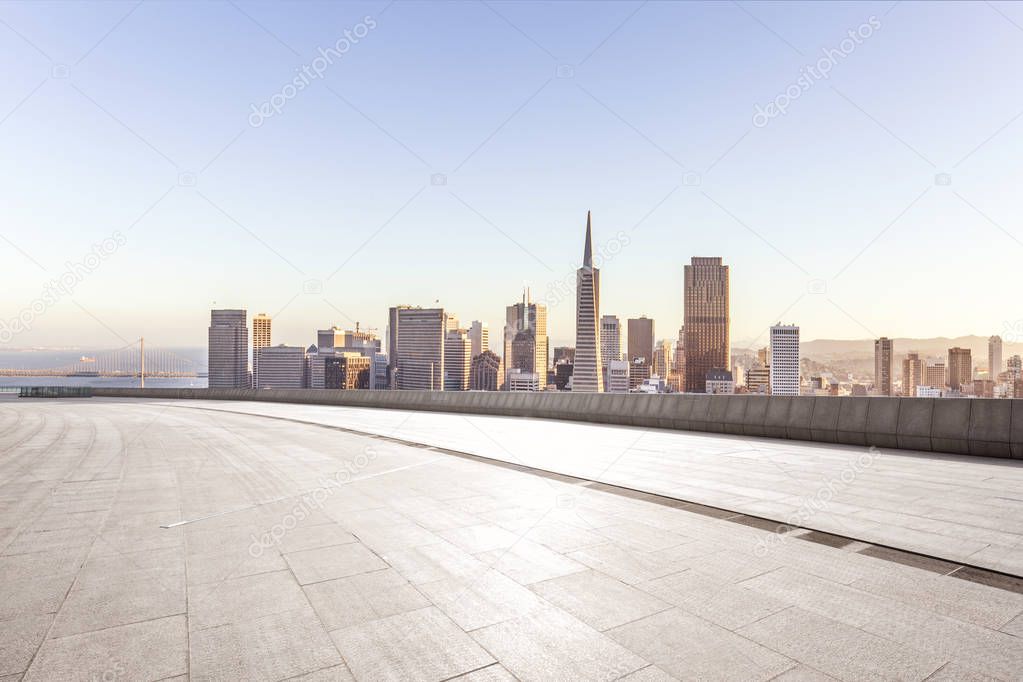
[583,211,593,268]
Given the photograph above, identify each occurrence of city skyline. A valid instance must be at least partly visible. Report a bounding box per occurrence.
[5,5,1023,679]
[197,212,1019,396]
[3,2,1023,350]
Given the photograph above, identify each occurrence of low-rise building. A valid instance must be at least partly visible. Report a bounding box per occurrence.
[469,350,502,391]
[325,352,370,390]
[506,368,540,392]
[746,366,770,394]
[606,359,630,393]
[705,368,735,395]
[256,345,306,389]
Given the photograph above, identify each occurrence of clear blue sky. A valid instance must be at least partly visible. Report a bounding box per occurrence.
[2,0,1022,350]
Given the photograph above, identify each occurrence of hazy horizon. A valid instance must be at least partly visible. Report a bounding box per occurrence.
[3,1,1021,351]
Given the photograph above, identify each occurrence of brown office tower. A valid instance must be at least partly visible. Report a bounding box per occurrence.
[947,347,972,392]
[627,316,655,390]
[683,257,729,393]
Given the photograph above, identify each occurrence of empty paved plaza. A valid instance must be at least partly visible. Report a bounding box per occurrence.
[1,397,1022,681]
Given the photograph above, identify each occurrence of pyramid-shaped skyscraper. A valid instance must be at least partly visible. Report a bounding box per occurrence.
[572,212,603,392]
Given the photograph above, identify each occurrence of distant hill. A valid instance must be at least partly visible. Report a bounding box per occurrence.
[799,336,1023,361]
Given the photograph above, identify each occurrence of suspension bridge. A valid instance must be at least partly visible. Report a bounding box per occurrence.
[0,339,200,379]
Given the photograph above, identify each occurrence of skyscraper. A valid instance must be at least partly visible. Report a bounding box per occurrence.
[600,315,622,369]
[444,328,471,391]
[989,335,1003,380]
[468,321,489,359]
[387,305,412,388]
[874,337,893,396]
[683,257,729,393]
[948,347,972,392]
[627,316,655,390]
[395,307,446,390]
[652,339,672,380]
[769,324,799,396]
[902,351,924,397]
[252,313,271,387]
[503,289,548,390]
[573,212,603,392]
[600,314,621,390]
[669,327,685,393]
[208,309,248,388]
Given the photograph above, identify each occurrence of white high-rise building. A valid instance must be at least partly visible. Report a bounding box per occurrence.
[395,307,446,390]
[573,212,603,392]
[444,329,471,391]
[468,321,489,359]
[600,315,622,368]
[989,335,1003,380]
[769,324,800,396]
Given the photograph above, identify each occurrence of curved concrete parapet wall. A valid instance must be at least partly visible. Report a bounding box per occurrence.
[89,388,1023,460]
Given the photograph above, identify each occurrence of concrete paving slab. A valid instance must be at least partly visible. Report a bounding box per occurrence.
[608,607,795,681]
[529,569,671,631]
[330,606,494,681]
[472,604,649,680]
[190,606,342,681]
[302,568,431,631]
[188,569,309,631]
[24,615,187,682]
[283,543,389,586]
[416,568,548,631]
[635,568,790,630]
[737,607,946,681]
[50,572,185,638]
[475,538,587,585]
[449,663,518,680]
[0,573,76,621]
[0,614,52,677]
